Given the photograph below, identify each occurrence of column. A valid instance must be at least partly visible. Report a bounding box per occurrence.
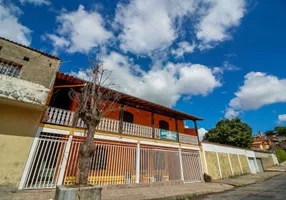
[179,147,185,181]
[151,112,155,138]
[193,120,200,145]
[118,104,124,133]
[135,142,140,183]
[175,118,179,142]
[216,152,223,179]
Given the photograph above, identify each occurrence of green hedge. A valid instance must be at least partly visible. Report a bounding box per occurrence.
[275,148,286,163]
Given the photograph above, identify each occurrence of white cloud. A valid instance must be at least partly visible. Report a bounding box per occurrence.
[46,5,112,54]
[225,107,240,119]
[114,0,197,54]
[223,61,241,72]
[213,61,241,76]
[225,72,286,118]
[71,52,221,107]
[0,1,31,46]
[19,0,50,6]
[197,0,246,49]
[171,41,196,58]
[43,34,70,54]
[278,114,286,123]
[198,128,207,141]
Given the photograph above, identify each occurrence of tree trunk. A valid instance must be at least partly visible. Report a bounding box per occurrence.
[78,125,96,185]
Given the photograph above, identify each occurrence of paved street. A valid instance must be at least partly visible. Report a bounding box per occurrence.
[196,173,286,200]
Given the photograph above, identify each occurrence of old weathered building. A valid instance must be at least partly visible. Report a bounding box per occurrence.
[0,37,61,188]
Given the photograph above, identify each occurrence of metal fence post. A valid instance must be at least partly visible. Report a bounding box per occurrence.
[57,135,73,185]
[135,142,140,183]
[18,127,43,189]
[179,147,184,181]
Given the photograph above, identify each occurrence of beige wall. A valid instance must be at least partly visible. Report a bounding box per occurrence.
[205,152,220,180]
[0,102,42,188]
[0,38,60,88]
[229,154,242,176]
[255,152,275,169]
[239,155,251,174]
[218,153,232,179]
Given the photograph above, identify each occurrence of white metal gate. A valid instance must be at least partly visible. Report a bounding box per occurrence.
[22,133,203,189]
[23,133,68,189]
[182,151,204,183]
[139,146,181,183]
[63,136,138,185]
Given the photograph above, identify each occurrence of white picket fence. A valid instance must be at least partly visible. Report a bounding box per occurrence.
[21,132,203,189]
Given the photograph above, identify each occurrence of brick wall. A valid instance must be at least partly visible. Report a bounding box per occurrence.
[0,38,60,88]
[68,97,193,135]
[106,104,187,133]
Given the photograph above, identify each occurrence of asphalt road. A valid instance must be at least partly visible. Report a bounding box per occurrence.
[196,173,286,200]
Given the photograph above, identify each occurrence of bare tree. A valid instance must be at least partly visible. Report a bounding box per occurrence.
[73,59,120,185]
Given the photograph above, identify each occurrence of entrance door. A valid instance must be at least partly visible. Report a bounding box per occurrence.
[182,150,203,183]
[248,157,257,174]
[256,158,264,173]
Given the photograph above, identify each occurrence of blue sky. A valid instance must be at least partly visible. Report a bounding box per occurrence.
[1,0,286,136]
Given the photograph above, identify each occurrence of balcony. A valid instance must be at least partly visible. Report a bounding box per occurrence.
[0,74,49,106]
[42,107,199,145]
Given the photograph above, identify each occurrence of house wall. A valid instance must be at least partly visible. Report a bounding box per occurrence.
[105,104,188,134]
[205,152,220,180]
[0,102,42,188]
[254,152,276,169]
[202,142,254,180]
[0,38,60,88]
[218,153,232,179]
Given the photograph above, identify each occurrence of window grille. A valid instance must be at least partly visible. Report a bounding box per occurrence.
[0,61,21,77]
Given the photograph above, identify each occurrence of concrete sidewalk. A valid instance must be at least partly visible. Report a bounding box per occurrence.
[215,172,282,187]
[0,172,283,200]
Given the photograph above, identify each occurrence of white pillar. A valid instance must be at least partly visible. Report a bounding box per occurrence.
[18,127,43,190]
[228,153,234,176]
[179,147,184,181]
[202,149,208,174]
[57,135,73,185]
[237,154,243,174]
[216,152,222,179]
[135,142,140,183]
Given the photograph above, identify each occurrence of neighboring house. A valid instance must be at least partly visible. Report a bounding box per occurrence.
[252,131,277,150]
[0,37,61,188]
[19,72,204,190]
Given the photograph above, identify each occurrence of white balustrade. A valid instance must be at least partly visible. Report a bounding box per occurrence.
[122,122,153,138]
[42,107,75,127]
[179,133,199,145]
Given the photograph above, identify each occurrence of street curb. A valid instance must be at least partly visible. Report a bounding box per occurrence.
[146,173,284,200]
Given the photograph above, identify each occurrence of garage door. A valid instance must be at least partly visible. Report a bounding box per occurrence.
[248,157,257,174]
[256,158,264,173]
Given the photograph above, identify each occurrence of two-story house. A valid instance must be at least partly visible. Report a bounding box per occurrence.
[0,37,61,189]
[20,72,205,189]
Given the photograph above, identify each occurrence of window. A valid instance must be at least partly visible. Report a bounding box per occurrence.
[159,120,169,130]
[90,146,107,170]
[0,61,21,77]
[23,56,30,61]
[123,111,134,123]
[0,46,2,51]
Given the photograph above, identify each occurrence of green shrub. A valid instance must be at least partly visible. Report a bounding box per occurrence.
[275,148,286,163]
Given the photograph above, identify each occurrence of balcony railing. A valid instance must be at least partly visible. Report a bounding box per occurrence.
[42,107,198,145]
